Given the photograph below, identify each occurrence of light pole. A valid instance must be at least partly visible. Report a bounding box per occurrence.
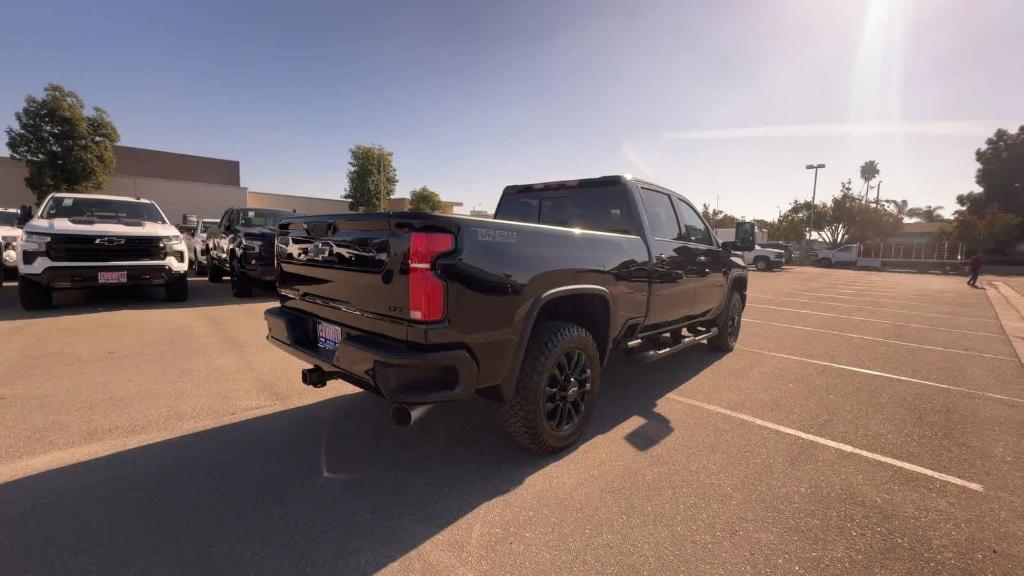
[875,180,883,208]
[803,163,825,265]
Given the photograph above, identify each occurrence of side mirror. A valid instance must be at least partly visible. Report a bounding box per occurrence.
[17,205,33,227]
[734,221,756,252]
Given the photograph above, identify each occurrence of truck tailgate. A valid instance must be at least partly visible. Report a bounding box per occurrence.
[275,213,456,338]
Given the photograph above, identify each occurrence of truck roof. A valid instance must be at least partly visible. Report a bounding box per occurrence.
[45,192,155,204]
[501,175,684,200]
[501,175,630,194]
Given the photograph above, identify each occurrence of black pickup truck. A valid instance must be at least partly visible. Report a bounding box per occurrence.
[264,176,753,452]
[205,207,300,297]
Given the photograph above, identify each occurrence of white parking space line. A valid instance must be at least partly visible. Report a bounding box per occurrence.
[832,282,965,294]
[665,395,985,492]
[814,286,968,300]
[744,318,1018,361]
[748,304,1006,337]
[739,347,1024,405]
[792,291,989,313]
[755,295,1002,323]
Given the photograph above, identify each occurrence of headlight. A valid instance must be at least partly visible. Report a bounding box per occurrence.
[162,234,184,244]
[242,238,265,248]
[21,232,50,250]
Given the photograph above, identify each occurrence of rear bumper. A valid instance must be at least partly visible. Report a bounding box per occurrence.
[23,265,185,289]
[264,306,479,404]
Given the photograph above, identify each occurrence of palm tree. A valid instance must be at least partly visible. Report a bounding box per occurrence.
[884,198,909,221]
[859,160,880,203]
[905,205,945,222]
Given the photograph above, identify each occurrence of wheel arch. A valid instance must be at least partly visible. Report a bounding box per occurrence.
[498,285,615,400]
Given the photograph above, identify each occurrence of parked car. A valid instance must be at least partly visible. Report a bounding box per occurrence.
[741,244,786,271]
[264,175,753,452]
[206,207,300,297]
[1,207,23,278]
[16,193,189,309]
[185,218,219,275]
[815,244,858,267]
[761,241,793,263]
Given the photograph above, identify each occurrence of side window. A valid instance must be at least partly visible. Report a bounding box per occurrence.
[639,188,682,241]
[674,198,714,246]
[837,246,852,253]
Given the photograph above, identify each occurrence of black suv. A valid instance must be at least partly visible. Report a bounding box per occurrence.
[205,207,300,297]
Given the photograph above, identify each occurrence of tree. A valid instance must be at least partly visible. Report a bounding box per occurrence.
[884,198,909,221]
[344,144,398,212]
[408,185,443,212]
[699,203,738,228]
[859,160,880,203]
[905,205,945,222]
[5,83,120,204]
[973,126,1024,216]
[951,206,1023,253]
[955,191,987,216]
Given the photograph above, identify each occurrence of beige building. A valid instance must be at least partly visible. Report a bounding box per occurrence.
[0,145,462,222]
[0,146,247,224]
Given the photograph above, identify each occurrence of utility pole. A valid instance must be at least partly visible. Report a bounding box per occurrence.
[803,163,825,265]
[875,181,882,208]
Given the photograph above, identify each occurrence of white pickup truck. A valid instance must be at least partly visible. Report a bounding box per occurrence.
[1,207,22,278]
[17,193,190,309]
[815,244,859,267]
[742,245,787,271]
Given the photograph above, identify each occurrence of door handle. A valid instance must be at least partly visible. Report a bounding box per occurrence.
[696,255,709,263]
[656,253,669,262]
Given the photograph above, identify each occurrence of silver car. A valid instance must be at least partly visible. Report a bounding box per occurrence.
[186,219,220,275]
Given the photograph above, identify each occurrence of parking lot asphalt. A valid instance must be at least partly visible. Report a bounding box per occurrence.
[1,268,1023,575]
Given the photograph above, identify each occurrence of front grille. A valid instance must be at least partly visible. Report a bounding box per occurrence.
[47,234,166,263]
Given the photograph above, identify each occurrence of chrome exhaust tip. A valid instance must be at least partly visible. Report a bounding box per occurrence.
[391,404,432,428]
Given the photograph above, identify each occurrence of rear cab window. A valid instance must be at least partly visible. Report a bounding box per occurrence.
[495,182,639,236]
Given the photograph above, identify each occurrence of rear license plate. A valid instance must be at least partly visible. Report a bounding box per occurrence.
[316,321,342,351]
[98,271,127,284]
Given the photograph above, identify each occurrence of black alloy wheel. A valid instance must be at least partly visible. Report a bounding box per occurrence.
[544,348,592,433]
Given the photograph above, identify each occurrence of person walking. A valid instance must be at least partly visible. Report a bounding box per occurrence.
[967,254,982,287]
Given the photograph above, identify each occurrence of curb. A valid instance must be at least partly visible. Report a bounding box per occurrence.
[985,280,1024,367]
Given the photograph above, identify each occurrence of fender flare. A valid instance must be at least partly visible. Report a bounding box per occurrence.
[498,285,614,399]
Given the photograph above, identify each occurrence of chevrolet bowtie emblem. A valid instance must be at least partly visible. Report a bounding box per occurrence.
[94,237,126,246]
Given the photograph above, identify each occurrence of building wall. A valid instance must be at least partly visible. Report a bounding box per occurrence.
[246,191,351,215]
[112,145,240,186]
[0,156,247,225]
[0,157,33,209]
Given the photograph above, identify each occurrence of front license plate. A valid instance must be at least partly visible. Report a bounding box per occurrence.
[98,271,127,284]
[316,321,342,351]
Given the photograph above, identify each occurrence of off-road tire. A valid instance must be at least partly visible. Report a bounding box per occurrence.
[708,290,743,352]
[754,257,770,271]
[18,276,52,310]
[817,258,832,268]
[230,257,254,298]
[500,321,602,454]
[207,259,225,283]
[165,274,189,302]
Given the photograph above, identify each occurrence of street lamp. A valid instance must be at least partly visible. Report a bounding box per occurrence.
[802,163,825,265]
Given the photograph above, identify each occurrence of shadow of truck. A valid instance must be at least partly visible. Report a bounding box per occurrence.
[0,348,720,575]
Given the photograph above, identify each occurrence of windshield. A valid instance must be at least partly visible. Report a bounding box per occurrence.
[40,196,167,224]
[237,209,293,227]
[0,212,17,227]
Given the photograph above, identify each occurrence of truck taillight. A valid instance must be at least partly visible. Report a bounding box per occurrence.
[408,231,454,322]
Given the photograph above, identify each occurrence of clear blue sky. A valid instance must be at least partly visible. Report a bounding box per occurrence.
[1,0,1021,219]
